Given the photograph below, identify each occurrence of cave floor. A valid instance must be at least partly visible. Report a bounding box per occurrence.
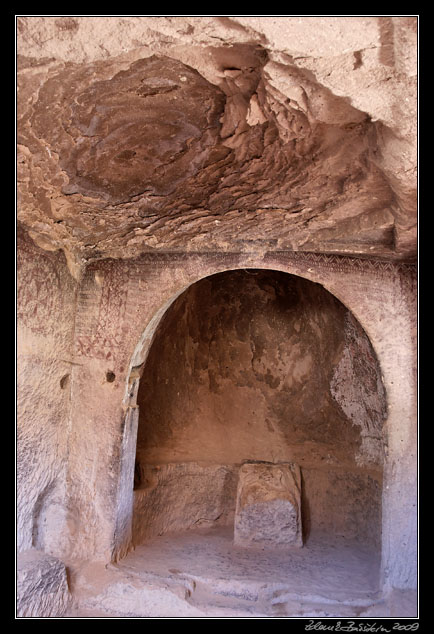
[64,526,416,618]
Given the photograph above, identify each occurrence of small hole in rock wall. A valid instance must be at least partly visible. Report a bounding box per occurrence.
[60,374,70,389]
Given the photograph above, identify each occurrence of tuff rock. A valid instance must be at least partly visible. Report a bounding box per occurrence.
[17,16,417,279]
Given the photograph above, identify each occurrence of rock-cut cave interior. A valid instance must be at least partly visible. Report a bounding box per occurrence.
[17,16,417,619]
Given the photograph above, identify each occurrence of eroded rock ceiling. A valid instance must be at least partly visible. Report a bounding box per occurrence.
[17,16,417,277]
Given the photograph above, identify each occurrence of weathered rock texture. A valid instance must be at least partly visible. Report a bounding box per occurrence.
[234,462,303,549]
[136,270,386,470]
[17,245,416,595]
[133,463,238,544]
[16,16,417,615]
[17,550,71,617]
[301,468,382,547]
[17,16,416,278]
[17,227,78,558]
[65,528,385,617]
[133,270,385,545]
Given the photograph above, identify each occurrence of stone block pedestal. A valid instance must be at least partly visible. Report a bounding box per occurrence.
[234,462,303,549]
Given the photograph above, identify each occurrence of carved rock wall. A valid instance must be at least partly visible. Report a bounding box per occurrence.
[17,227,78,557]
[136,269,385,470]
[16,16,417,605]
[54,250,416,593]
[132,463,238,545]
[133,269,385,546]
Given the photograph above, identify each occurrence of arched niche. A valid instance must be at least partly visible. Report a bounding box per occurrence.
[116,268,387,579]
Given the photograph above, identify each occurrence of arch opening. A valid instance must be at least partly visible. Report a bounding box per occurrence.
[124,269,387,606]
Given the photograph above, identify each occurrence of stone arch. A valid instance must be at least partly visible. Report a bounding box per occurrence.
[113,262,387,564]
[123,263,384,409]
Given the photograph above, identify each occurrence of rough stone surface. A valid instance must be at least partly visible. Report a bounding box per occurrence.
[331,311,387,466]
[301,468,382,547]
[234,462,303,549]
[132,462,238,544]
[17,549,71,617]
[58,251,415,594]
[17,16,416,278]
[17,227,77,558]
[16,16,417,615]
[136,270,386,471]
[132,270,384,548]
[64,527,389,617]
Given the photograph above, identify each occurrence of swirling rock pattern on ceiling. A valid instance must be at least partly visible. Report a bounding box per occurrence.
[17,17,417,277]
